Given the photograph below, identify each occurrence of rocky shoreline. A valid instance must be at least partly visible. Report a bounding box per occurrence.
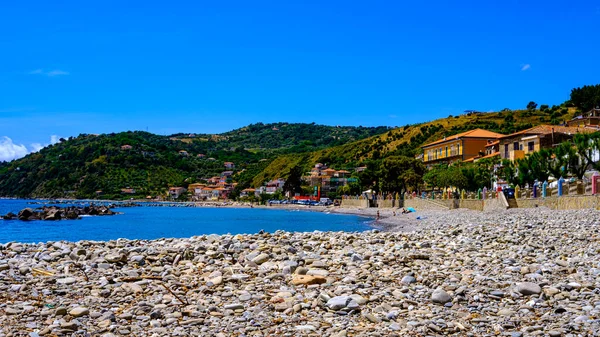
[1,205,117,221]
[1,207,600,336]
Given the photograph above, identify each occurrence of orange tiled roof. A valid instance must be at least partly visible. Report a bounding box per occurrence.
[422,129,505,148]
[499,125,595,138]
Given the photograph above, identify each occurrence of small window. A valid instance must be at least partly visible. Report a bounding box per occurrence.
[528,141,534,151]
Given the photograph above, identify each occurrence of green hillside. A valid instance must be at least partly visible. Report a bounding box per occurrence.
[169,122,391,155]
[1,81,595,200]
[0,124,390,199]
[251,107,577,187]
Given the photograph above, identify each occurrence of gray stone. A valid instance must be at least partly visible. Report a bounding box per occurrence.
[431,288,452,304]
[56,277,77,285]
[251,253,269,265]
[326,296,351,310]
[69,307,89,317]
[401,275,416,284]
[516,282,542,295]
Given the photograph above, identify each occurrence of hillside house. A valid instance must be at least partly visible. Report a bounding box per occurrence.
[188,183,206,200]
[120,188,136,195]
[169,187,187,199]
[498,125,595,161]
[178,150,189,156]
[421,129,505,167]
[224,162,235,169]
[255,186,267,196]
[196,187,216,200]
[206,176,221,185]
[265,179,285,194]
[240,188,256,198]
[485,139,500,156]
[197,154,206,159]
[120,145,133,151]
[567,107,600,128]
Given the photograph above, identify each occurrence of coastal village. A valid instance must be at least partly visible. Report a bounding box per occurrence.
[134,107,600,203]
[5,3,600,336]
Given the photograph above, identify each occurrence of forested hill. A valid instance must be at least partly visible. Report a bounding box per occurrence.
[251,106,578,186]
[0,123,390,199]
[1,81,596,199]
[169,122,391,154]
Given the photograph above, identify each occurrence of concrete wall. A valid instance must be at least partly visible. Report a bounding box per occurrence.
[404,199,450,210]
[340,199,369,208]
[482,198,508,211]
[515,195,600,210]
[458,199,485,211]
[377,199,400,208]
[342,194,600,211]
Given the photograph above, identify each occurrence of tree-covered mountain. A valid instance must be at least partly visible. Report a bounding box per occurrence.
[1,83,596,200]
[169,122,391,154]
[251,106,578,187]
[0,123,390,199]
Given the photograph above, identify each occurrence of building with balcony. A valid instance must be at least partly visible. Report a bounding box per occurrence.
[498,125,595,161]
[567,107,600,128]
[421,129,505,166]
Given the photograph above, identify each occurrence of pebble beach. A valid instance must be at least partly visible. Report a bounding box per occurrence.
[1,207,600,337]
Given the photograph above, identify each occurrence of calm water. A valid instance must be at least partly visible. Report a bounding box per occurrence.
[0,199,372,243]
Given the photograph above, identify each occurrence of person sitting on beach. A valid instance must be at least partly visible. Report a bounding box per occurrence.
[401,208,410,214]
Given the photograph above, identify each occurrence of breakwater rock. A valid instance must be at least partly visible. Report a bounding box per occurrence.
[1,208,600,336]
[2,205,116,221]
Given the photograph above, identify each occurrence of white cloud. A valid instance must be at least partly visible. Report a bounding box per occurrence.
[521,64,531,71]
[0,135,63,162]
[29,69,70,77]
[0,137,29,162]
[30,143,44,152]
[30,135,61,154]
[47,70,69,77]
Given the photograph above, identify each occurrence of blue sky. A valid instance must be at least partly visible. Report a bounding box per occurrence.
[1,0,599,160]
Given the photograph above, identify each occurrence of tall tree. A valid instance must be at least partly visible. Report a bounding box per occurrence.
[380,156,425,196]
[527,101,538,111]
[570,84,600,112]
[282,165,303,197]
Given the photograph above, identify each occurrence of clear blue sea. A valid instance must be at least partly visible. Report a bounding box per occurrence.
[0,200,372,243]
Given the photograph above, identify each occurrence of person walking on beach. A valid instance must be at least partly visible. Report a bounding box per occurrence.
[376,210,380,220]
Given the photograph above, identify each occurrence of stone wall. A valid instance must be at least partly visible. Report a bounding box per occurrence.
[404,199,450,210]
[482,198,508,211]
[377,199,398,208]
[515,195,600,210]
[458,199,485,211]
[342,194,600,211]
[340,199,369,208]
